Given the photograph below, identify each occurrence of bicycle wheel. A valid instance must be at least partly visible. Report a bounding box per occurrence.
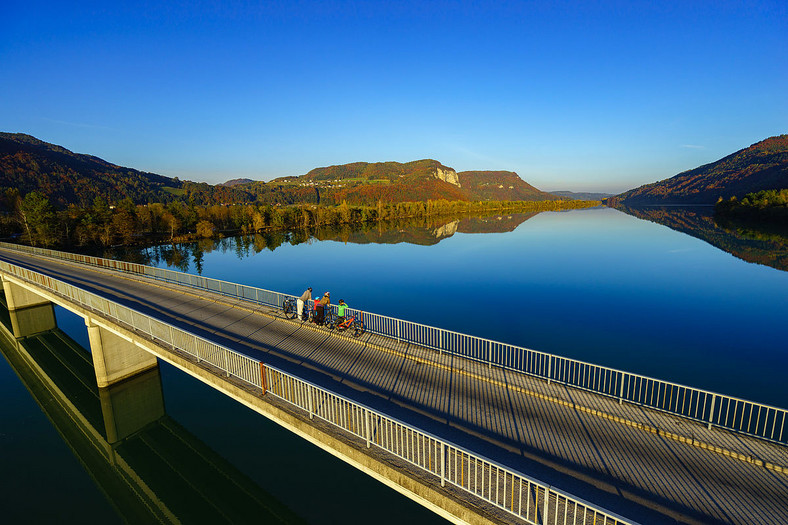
[352,320,365,337]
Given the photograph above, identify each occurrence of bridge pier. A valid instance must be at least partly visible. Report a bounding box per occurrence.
[86,318,158,388]
[2,277,56,338]
[99,367,166,443]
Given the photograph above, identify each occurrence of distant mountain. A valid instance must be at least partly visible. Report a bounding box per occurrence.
[219,178,254,187]
[1,133,560,208]
[247,160,558,205]
[0,132,176,207]
[0,133,253,207]
[550,190,612,201]
[613,135,788,205]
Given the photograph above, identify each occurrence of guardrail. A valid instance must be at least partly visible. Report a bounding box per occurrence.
[1,241,786,446]
[0,257,631,525]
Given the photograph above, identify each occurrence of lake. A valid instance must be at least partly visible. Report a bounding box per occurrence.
[1,205,786,523]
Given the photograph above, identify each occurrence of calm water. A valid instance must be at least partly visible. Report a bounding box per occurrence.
[1,206,786,523]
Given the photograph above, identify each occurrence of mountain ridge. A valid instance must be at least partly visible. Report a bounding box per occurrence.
[1,133,559,207]
[612,135,788,205]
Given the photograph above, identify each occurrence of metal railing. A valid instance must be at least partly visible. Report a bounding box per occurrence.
[0,257,631,525]
[1,241,786,446]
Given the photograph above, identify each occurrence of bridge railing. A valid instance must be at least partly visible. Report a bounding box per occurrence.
[0,257,632,525]
[1,241,785,446]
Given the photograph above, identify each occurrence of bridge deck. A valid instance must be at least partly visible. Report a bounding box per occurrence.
[2,248,787,525]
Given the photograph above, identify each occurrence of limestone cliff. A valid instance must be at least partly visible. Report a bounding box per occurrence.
[434,167,461,188]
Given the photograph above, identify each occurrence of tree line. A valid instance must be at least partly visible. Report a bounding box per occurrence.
[1,189,600,248]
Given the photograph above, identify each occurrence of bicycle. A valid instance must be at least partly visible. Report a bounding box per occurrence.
[335,311,365,337]
[323,307,337,329]
[282,297,298,319]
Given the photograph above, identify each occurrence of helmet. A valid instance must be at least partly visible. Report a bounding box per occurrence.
[325,292,330,296]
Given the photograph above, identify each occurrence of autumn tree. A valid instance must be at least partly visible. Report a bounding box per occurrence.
[196,220,215,238]
[18,191,57,246]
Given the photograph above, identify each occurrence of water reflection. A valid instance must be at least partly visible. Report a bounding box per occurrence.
[98,212,540,273]
[0,300,305,524]
[614,205,788,272]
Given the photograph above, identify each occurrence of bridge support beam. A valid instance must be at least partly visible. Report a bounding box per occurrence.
[99,367,166,443]
[86,318,158,388]
[2,278,57,338]
[2,277,52,310]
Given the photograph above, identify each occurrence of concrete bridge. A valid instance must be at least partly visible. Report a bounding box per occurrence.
[1,243,786,525]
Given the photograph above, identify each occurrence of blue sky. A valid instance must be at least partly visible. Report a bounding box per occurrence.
[2,1,786,193]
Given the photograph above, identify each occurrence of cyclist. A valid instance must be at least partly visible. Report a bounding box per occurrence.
[314,292,329,324]
[336,299,347,325]
[298,287,312,321]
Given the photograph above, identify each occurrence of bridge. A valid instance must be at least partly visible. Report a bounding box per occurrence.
[0,242,786,525]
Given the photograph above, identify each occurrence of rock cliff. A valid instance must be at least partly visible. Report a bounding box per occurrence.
[434,167,461,187]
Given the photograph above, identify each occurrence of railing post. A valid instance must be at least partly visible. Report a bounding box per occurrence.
[542,486,549,525]
[308,385,314,420]
[439,329,443,355]
[488,340,492,368]
[365,409,371,448]
[619,371,625,405]
[440,443,445,487]
[223,349,230,377]
[546,356,552,385]
[708,394,717,430]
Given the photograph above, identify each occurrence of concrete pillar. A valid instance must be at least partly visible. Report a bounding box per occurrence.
[2,278,51,310]
[86,318,158,388]
[8,303,57,338]
[99,367,166,443]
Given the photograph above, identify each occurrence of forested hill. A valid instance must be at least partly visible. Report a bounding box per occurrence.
[458,171,559,201]
[0,132,173,207]
[240,161,558,205]
[0,133,253,208]
[1,133,559,208]
[611,135,788,205]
